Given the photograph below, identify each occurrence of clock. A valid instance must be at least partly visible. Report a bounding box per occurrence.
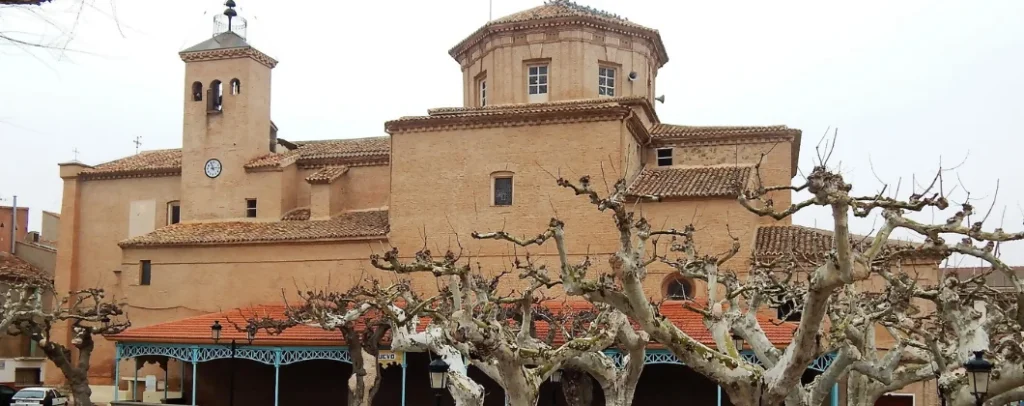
[204,159,222,178]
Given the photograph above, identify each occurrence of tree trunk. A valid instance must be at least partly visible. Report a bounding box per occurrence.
[68,375,93,406]
[346,347,381,406]
[561,369,594,406]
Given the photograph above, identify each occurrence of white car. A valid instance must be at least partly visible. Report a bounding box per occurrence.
[11,388,67,406]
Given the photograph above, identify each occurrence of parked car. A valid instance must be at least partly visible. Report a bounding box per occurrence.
[10,388,67,406]
[0,385,16,406]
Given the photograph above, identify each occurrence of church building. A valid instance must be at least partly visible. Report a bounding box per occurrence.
[50,1,939,405]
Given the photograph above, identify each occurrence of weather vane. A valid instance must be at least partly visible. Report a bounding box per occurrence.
[133,136,143,155]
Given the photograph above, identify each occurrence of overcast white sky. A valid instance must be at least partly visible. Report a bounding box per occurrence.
[1,0,1022,265]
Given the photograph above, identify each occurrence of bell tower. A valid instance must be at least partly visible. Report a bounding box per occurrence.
[179,0,278,222]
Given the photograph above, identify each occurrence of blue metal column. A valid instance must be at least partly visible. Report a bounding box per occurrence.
[400,353,407,406]
[191,347,199,406]
[113,344,120,402]
[274,348,282,406]
[717,386,722,406]
[831,383,839,406]
[133,359,139,400]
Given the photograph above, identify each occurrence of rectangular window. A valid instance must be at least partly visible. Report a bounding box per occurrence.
[598,66,616,96]
[246,199,257,218]
[527,64,548,102]
[656,148,673,166]
[479,78,487,107]
[493,177,513,206]
[168,202,181,225]
[139,260,152,286]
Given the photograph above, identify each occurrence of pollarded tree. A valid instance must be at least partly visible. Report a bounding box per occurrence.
[467,153,1024,406]
[369,247,631,406]
[245,280,432,406]
[0,280,129,406]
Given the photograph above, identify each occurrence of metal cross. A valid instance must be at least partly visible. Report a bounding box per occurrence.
[133,136,142,154]
[72,148,79,160]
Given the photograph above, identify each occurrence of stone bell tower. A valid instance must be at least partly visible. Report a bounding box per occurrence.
[178,0,278,222]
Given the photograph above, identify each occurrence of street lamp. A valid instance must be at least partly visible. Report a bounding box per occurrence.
[429,358,450,406]
[964,351,993,406]
[732,334,744,352]
[550,369,562,406]
[210,320,257,406]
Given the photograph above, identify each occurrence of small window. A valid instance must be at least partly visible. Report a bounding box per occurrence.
[139,260,152,286]
[246,199,257,218]
[479,78,487,107]
[663,276,693,300]
[230,78,241,95]
[493,177,513,206]
[527,64,549,102]
[191,82,203,102]
[168,201,181,225]
[598,66,616,96]
[656,148,673,166]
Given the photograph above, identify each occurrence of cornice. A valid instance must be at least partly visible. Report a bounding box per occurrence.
[179,46,278,69]
[386,105,632,134]
[78,170,182,181]
[450,16,668,69]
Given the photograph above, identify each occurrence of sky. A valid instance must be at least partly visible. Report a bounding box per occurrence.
[1,0,1022,265]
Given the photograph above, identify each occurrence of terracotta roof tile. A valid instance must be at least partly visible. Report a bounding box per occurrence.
[111,301,796,348]
[0,253,46,281]
[387,98,636,133]
[118,210,388,248]
[754,225,930,259]
[650,124,800,141]
[79,149,181,179]
[489,0,648,30]
[281,207,311,221]
[81,137,388,180]
[305,166,349,184]
[626,166,750,198]
[451,1,667,68]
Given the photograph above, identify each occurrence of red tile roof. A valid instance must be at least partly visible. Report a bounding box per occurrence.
[79,149,182,180]
[110,301,796,348]
[754,225,938,260]
[281,207,311,221]
[387,98,641,133]
[450,1,667,68]
[0,253,47,281]
[626,166,750,198]
[650,124,800,141]
[118,210,389,248]
[79,137,389,180]
[305,166,349,184]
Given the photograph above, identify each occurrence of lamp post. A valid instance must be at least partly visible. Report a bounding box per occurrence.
[429,358,450,406]
[211,320,257,406]
[550,369,562,406]
[964,351,993,406]
[732,334,744,353]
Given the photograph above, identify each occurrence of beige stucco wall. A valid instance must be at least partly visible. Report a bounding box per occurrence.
[41,211,59,247]
[459,27,659,106]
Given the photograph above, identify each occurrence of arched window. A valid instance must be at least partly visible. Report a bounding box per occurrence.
[208,80,223,112]
[191,82,203,101]
[662,274,693,300]
[230,78,241,95]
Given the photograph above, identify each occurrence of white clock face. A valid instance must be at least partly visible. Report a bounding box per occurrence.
[204,159,222,178]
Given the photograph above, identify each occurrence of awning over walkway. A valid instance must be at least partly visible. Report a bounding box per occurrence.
[110,301,798,348]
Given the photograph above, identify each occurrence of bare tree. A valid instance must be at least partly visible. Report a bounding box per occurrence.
[369,247,629,406]
[245,280,428,406]
[0,280,129,406]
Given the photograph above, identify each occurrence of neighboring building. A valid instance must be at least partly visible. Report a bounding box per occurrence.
[50,1,942,406]
[0,206,29,255]
[0,252,49,389]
